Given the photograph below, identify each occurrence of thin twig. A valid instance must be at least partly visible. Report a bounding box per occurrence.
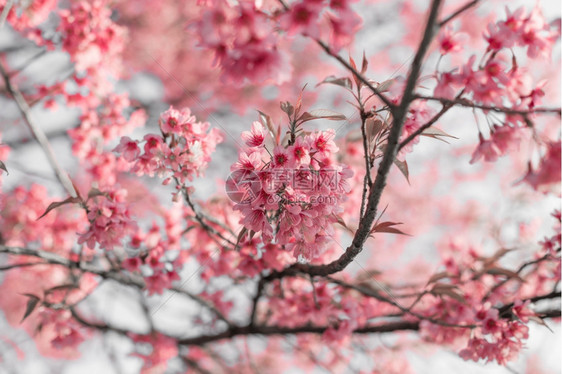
[0,63,77,197]
[439,0,480,27]
[415,94,562,116]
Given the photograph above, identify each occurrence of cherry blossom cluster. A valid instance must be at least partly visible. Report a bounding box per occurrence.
[182,198,296,282]
[431,5,560,198]
[469,123,526,164]
[114,106,222,187]
[0,0,559,371]
[484,6,559,59]
[69,93,146,160]
[522,141,561,194]
[232,121,352,261]
[278,0,362,51]
[458,302,531,365]
[36,308,86,351]
[122,204,186,295]
[0,0,55,31]
[0,184,86,252]
[58,0,126,74]
[419,216,561,366]
[195,1,291,85]
[78,188,137,251]
[129,333,178,374]
[400,100,437,154]
[195,0,361,85]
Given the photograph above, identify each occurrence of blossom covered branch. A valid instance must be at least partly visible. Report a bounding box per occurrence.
[0,0,560,372]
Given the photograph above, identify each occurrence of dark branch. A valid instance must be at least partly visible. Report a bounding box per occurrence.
[439,0,481,27]
[415,95,562,116]
[177,321,419,346]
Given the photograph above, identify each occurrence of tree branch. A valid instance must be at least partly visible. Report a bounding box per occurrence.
[439,0,481,27]
[0,245,231,325]
[415,94,562,116]
[398,102,452,151]
[263,0,444,278]
[0,62,77,197]
[315,40,395,109]
[177,321,419,346]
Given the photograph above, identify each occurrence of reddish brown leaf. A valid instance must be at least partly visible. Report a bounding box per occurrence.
[361,51,368,75]
[87,188,106,200]
[294,85,307,116]
[38,196,81,220]
[333,214,355,234]
[257,110,277,140]
[316,75,352,90]
[280,101,294,117]
[394,158,410,184]
[20,294,40,323]
[0,160,8,175]
[370,221,409,236]
[355,269,383,283]
[485,267,525,282]
[430,283,466,304]
[235,227,248,250]
[426,271,452,285]
[421,127,458,139]
[366,118,384,143]
[298,109,346,123]
[376,78,396,93]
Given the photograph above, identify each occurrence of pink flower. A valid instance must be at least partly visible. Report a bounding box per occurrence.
[143,134,164,155]
[78,189,137,250]
[469,134,501,164]
[241,121,267,147]
[231,151,262,171]
[289,137,311,166]
[279,1,322,38]
[159,106,182,134]
[328,8,362,52]
[522,142,561,193]
[490,125,523,155]
[512,300,534,323]
[272,146,291,168]
[113,136,140,162]
[310,129,339,156]
[438,26,468,55]
[122,257,142,272]
[130,333,178,373]
[434,71,459,100]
